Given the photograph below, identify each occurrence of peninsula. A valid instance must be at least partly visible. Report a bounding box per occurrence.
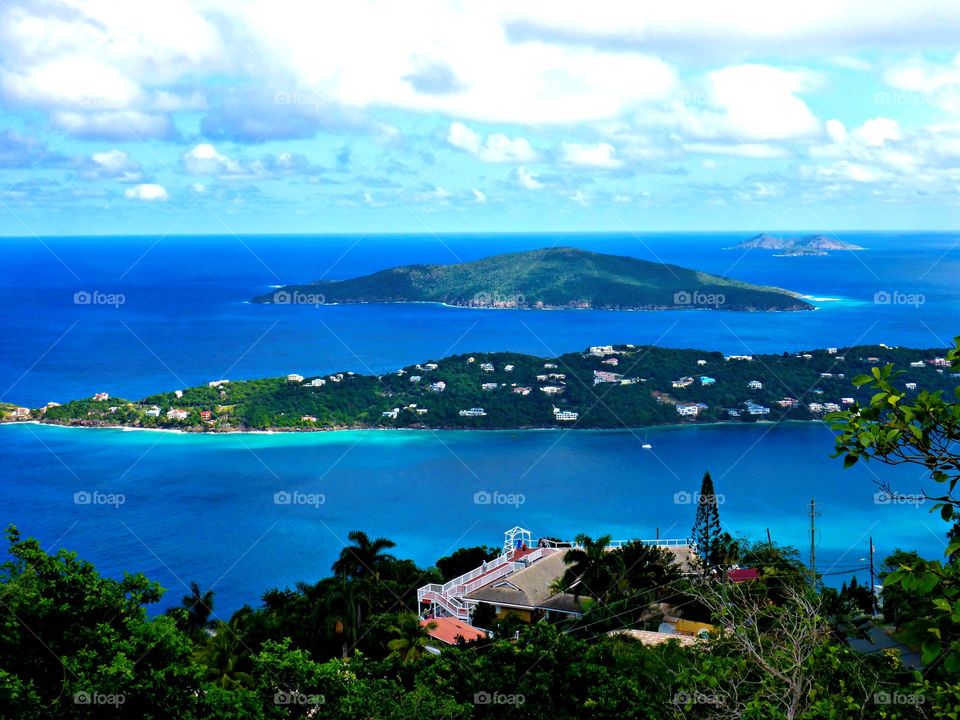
[251,247,812,311]
[5,344,953,432]
[733,234,865,256]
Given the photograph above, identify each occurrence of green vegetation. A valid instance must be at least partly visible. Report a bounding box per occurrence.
[830,335,960,674]
[17,343,960,432]
[251,247,813,311]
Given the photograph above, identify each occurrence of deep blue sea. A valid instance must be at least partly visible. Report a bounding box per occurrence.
[1,232,958,614]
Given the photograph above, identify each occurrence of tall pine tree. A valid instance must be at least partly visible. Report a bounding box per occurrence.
[691,471,722,576]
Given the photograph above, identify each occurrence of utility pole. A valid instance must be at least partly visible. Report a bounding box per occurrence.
[869,536,876,616]
[809,499,817,590]
[766,528,773,550]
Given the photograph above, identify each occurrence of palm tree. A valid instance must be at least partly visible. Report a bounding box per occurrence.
[331,530,397,627]
[196,618,253,689]
[386,612,435,663]
[331,530,397,581]
[322,578,359,659]
[181,582,215,635]
[559,534,624,605]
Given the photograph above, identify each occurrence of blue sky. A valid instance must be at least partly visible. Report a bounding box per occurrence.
[2,1,960,235]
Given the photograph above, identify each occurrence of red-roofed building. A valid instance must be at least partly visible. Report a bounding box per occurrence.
[727,568,760,583]
[421,617,487,646]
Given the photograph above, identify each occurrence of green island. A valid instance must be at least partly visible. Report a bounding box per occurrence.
[250,247,813,311]
[6,343,956,432]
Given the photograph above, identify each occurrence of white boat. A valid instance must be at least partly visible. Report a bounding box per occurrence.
[641,435,652,449]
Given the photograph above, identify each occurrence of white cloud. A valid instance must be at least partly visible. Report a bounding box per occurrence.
[447,122,537,162]
[183,144,243,175]
[696,64,821,141]
[0,1,222,134]
[516,166,542,189]
[884,54,960,112]
[50,111,174,140]
[852,118,902,146]
[83,149,143,182]
[472,188,487,203]
[681,142,788,159]
[124,183,169,201]
[826,119,847,143]
[216,1,677,124]
[560,142,623,168]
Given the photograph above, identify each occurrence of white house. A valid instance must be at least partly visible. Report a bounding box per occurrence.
[480,363,495,373]
[381,408,399,419]
[428,381,446,392]
[166,409,189,420]
[905,382,917,390]
[305,378,326,387]
[553,409,578,421]
[287,374,304,383]
[481,383,498,390]
[459,408,487,417]
[747,380,763,390]
[146,405,161,417]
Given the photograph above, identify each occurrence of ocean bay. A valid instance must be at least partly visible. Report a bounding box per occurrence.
[0,421,942,613]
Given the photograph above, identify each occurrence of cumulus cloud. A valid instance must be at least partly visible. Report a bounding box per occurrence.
[124,183,169,201]
[182,143,243,175]
[472,188,487,203]
[0,1,222,137]
[80,149,143,182]
[694,64,822,142]
[884,54,960,112]
[516,166,543,189]
[447,122,537,162]
[560,142,623,168]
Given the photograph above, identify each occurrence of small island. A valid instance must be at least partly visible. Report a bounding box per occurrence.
[5,343,954,432]
[733,233,865,256]
[252,247,813,311]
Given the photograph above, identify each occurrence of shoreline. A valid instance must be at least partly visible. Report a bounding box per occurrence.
[0,417,823,437]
